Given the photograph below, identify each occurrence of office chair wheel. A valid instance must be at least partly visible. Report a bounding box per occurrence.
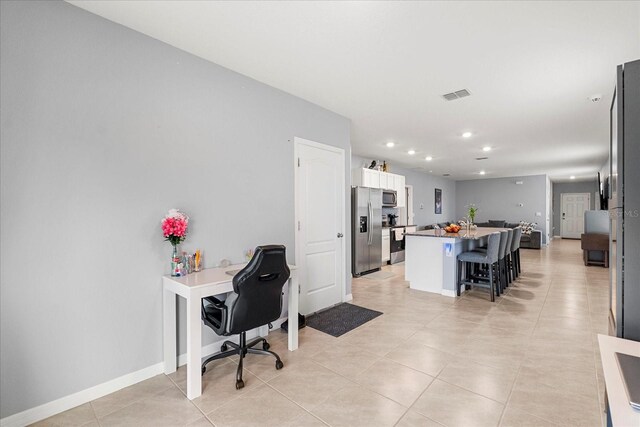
[221,344,228,352]
[263,342,270,351]
[235,379,244,389]
[275,360,284,370]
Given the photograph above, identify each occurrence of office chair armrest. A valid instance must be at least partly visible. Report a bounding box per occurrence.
[204,296,226,309]
[202,296,227,335]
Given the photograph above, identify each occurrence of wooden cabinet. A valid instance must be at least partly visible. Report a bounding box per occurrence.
[382,228,390,263]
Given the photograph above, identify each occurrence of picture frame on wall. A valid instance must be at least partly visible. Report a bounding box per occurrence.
[435,188,442,214]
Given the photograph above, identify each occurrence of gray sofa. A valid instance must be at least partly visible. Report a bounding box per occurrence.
[475,220,542,249]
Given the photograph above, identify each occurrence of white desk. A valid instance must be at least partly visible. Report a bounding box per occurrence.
[598,334,640,427]
[163,264,298,400]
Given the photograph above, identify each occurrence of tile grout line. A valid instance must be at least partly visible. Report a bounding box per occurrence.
[496,254,555,427]
[584,269,608,427]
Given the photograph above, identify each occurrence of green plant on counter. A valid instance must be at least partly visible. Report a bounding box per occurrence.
[467,204,478,223]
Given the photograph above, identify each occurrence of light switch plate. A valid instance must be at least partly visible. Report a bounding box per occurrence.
[535,212,542,217]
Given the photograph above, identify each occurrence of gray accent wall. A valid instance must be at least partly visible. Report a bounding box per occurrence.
[0,0,351,418]
[455,174,549,242]
[351,156,457,226]
[552,180,599,236]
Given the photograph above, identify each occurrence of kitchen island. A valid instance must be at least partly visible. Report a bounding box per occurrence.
[404,227,506,297]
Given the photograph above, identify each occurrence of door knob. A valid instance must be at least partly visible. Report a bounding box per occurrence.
[337,233,344,238]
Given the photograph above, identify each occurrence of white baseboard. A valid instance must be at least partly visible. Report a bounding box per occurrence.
[344,293,353,302]
[441,289,457,298]
[1,318,288,427]
[0,362,164,427]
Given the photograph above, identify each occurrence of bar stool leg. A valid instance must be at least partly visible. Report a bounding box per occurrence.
[456,260,463,296]
[489,263,495,302]
[500,258,506,293]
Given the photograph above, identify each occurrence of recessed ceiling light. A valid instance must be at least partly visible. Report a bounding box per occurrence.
[408,149,415,155]
[570,175,576,180]
[386,142,395,148]
[425,156,433,161]
[479,171,486,175]
[462,132,473,138]
[482,146,491,152]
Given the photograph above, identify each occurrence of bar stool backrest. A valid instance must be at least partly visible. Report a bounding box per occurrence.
[486,232,501,264]
[498,230,508,260]
[505,229,513,256]
[511,227,522,252]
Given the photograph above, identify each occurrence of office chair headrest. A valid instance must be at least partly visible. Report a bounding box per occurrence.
[232,245,290,293]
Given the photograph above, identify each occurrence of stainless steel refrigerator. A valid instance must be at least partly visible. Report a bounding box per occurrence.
[609,59,640,342]
[352,187,382,276]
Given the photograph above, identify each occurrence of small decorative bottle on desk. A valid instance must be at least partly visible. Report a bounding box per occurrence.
[171,245,181,277]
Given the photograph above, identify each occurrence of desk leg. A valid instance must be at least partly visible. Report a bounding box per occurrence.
[288,275,299,351]
[186,295,202,400]
[163,288,177,375]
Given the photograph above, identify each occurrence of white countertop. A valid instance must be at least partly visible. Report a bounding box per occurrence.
[598,334,640,427]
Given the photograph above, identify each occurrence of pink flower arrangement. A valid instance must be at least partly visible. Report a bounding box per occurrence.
[162,209,189,246]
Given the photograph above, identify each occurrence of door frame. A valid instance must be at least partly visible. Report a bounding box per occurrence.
[560,192,591,238]
[293,137,347,311]
[406,184,414,225]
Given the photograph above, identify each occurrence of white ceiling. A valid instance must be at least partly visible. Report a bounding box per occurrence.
[67,1,640,182]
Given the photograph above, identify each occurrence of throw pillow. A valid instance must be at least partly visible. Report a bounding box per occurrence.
[519,221,537,235]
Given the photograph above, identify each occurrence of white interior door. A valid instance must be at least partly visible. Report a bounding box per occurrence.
[295,137,345,315]
[561,193,590,238]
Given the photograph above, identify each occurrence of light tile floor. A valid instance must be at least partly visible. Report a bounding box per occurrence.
[35,239,608,426]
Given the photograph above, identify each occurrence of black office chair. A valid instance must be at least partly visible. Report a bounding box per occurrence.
[200,245,290,389]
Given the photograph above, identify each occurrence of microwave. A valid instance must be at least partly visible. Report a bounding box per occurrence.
[382,190,397,207]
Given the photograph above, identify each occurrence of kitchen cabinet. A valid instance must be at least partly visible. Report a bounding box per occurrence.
[379,172,389,190]
[361,168,380,188]
[382,228,390,263]
[353,168,405,199]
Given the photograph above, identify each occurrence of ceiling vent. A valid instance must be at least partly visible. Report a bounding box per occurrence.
[442,89,471,101]
[475,157,488,160]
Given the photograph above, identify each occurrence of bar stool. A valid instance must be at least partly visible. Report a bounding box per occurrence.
[509,227,522,279]
[504,229,514,285]
[456,232,501,302]
[473,230,509,294]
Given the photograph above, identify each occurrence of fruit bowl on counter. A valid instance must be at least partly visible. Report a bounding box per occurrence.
[443,223,461,233]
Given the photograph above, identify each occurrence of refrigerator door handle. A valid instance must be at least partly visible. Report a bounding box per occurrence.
[368,201,373,245]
